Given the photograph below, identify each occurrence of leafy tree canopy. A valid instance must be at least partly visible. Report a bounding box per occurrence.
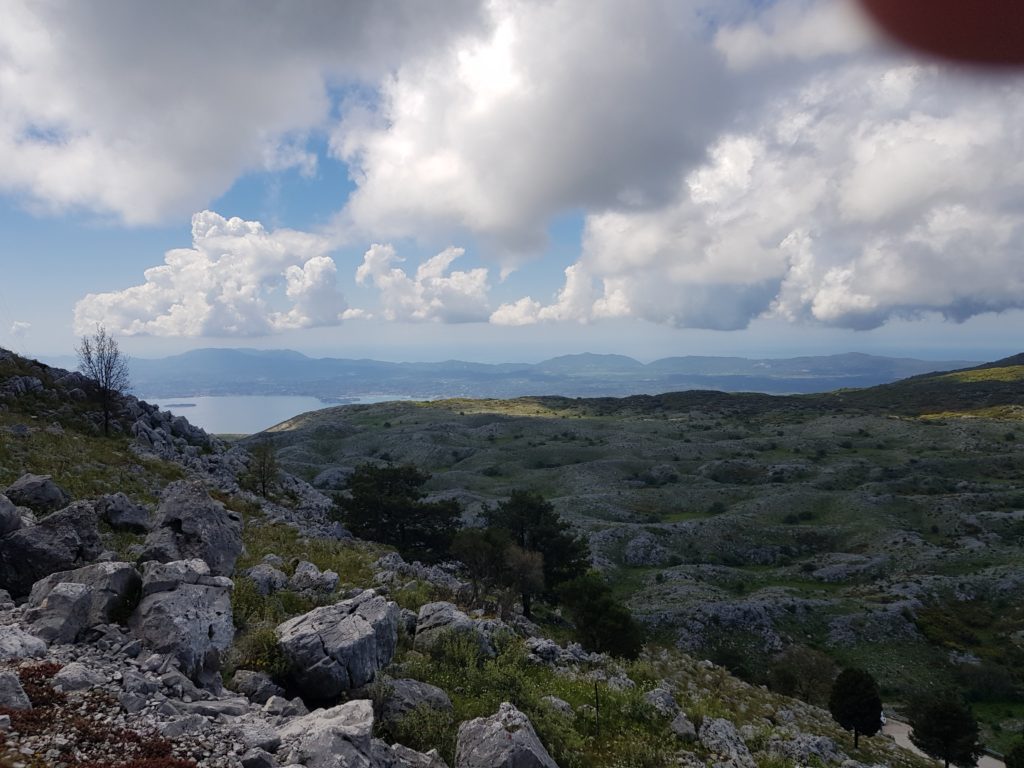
[908,694,982,768]
[557,571,644,659]
[828,668,882,749]
[484,489,590,591]
[341,463,460,562]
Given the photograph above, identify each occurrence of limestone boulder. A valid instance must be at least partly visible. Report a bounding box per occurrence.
[0,494,23,536]
[276,589,399,701]
[3,473,69,514]
[0,501,103,597]
[25,581,92,643]
[276,699,375,768]
[0,626,46,661]
[96,493,151,533]
[243,564,288,596]
[377,678,453,729]
[455,702,558,768]
[140,480,242,576]
[28,561,142,631]
[289,560,339,594]
[128,559,234,686]
[0,671,30,710]
[414,602,495,656]
[698,718,756,768]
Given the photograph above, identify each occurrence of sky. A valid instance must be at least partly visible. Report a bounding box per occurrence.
[1,0,1022,364]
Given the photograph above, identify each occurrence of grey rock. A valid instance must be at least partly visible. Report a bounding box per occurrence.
[128,559,234,686]
[96,493,151,533]
[670,712,697,742]
[277,589,399,700]
[179,697,250,717]
[698,718,755,768]
[4,473,69,514]
[231,669,285,705]
[28,561,142,630]
[26,581,92,643]
[415,601,494,656]
[289,560,339,594]
[160,713,209,738]
[241,749,276,768]
[0,625,47,661]
[0,495,22,536]
[120,692,149,714]
[379,678,453,729]
[388,744,450,768]
[399,608,418,636]
[276,699,375,768]
[455,702,558,768]
[0,671,31,710]
[767,733,845,765]
[243,564,288,597]
[140,480,242,576]
[312,466,354,490]
[624,532,669,567]
[53,662,105,691]
[263,695,308,718]
[540,696,572,716]
[643,687,679,717]
[0,501,103,597]
[237,723,282,752]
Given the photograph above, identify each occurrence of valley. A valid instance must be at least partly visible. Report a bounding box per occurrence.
[257,356,1024,752]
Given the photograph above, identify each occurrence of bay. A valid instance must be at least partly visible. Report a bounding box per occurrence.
[136,394,412,435]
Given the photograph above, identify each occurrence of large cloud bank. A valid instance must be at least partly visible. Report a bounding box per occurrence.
[74,212,348,336]
[6,0,1023,334]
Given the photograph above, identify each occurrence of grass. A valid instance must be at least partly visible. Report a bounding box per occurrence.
[389,632,676,768]
[0,413,185,502]
[941,366,1024,384]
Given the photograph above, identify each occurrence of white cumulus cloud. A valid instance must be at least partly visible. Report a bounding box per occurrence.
[9,321,30,339]
[354,244,491,323]
[0,0,485,223]
[333,0,729,255]
[73,211,347,336]
[494,60,1024,331]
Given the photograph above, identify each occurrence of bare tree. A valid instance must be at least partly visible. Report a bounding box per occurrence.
[76,325,130,436]
[248,440,279,497]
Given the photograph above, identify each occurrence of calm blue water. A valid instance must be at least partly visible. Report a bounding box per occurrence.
[137,394,411,435]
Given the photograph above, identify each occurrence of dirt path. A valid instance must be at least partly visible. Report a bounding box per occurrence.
[883,720,1005,768]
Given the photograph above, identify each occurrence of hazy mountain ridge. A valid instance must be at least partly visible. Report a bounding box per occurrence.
[40,348,979,400]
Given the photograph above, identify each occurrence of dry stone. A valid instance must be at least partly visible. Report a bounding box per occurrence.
[277,589,398,701]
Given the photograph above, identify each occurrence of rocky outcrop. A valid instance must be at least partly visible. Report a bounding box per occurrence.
[230,669,285,705]
[96,492,151,533]
[25,581,92,643]
[0,494,25,536]
[140,481,242,576]
[28,561,142,633]
[276,589,399,701]
[243,563,289,596]
[128,559,234,686]
[377,678,453,730]
[4,473,70,514]
[289,560,339,595]
[0,501,103,597]
[0,670,31,709]
[623,532,669,567]
[0,625,47,661]
[454,702,558,768]
[699,717,756,768]
[375,552,469,598]
[414,602,497,656]
[276,699,376,768]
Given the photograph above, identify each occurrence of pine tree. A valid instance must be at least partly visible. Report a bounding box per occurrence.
[341,463,460,562]
[828,668,882,749]
[484,489,589,617]
[909,695,982,768]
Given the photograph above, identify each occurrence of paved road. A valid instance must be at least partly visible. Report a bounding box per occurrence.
[883,720,1005,768]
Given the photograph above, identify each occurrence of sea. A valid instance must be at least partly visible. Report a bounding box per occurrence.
[135,394,413,435]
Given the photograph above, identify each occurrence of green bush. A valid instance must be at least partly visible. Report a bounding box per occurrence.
[229,625,292,681]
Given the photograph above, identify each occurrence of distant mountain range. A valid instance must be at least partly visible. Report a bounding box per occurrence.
[38,348,981,401]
